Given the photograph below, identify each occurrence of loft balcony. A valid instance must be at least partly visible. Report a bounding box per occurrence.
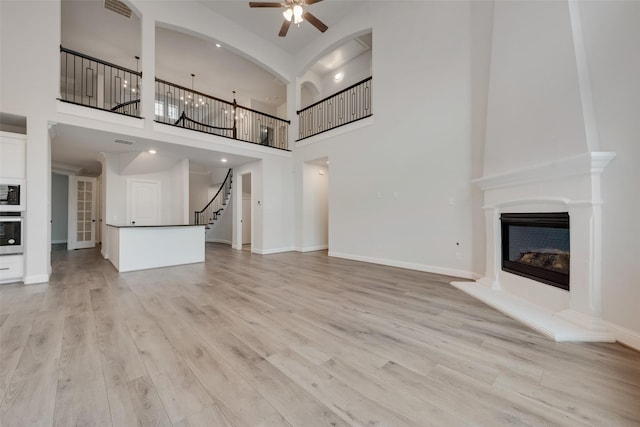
[59,46,142,118]
[297,76,372,141]
[58,46,291,151]
[154,79,289,151]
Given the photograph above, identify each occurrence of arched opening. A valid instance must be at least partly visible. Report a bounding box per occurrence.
[300,81,321,110]
[298,30,372,102]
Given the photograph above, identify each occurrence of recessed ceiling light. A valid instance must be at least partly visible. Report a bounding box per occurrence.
[148,149,157,154]
[334,72,344,82]
[215,43,221,48]
[221,158,227,163]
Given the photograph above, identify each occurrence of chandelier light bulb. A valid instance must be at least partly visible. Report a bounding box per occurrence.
[293,5,303,18]
[283,7,293,22]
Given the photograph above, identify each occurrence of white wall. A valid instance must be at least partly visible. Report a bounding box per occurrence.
[189,170,211,224]
[51,173,69,243]
[578,1,640,336]
[102,153,188,225]
[319,51,371,99]
[1,0,59,284]
[483,0,588,176]
[294,1,488,278]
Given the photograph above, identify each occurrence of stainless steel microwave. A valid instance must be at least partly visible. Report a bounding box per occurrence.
[0,184,20,206]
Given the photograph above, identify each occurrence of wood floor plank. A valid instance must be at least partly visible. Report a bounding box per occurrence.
[0,310,65,427]
[152,310,283,427]
[190,319,349,427]
[93,306,148,388]
[1,244,639,427]
[268,348,419,427]
[321,357,467,427]
[173,404,234,427]
[54,311,111,427]
[0,312,33,405]
[123,375,172,427]
[125,312,214,424]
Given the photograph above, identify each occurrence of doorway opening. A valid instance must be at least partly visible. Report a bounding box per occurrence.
[240,173,252,252]
[302,157,329,252]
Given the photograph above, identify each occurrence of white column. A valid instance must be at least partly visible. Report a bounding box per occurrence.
[140,13,156,126]
[24,119,51,284]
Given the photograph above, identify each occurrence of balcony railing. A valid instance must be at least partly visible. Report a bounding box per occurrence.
[155,79,290,150]
[59,46,141,118]
[297,76,372,141]
[58,47,291,150]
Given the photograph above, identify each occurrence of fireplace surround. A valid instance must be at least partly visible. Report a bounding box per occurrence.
[452,152,616,342]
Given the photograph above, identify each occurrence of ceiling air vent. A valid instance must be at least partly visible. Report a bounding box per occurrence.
[104,0,132,18]
[114,139,134,145]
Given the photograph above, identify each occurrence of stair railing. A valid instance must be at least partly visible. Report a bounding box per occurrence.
[194,168,233,225]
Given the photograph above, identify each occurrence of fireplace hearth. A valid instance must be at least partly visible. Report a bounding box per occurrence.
[500,212,570,291]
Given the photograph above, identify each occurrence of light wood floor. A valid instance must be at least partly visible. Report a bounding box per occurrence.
[1,244,639,426]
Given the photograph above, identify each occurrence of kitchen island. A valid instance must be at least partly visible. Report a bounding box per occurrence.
[105,224,205,272]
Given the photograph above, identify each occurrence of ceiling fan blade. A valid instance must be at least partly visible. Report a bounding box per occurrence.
[249,2,283,8]
[303,11,328,33]
[278,19,291,37]
[304,0,324,4]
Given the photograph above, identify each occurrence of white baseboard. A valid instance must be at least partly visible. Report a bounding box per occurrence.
[24,274,49,285]
[206,239,232,245]
[328,251,478,280]
[51,239,67,244]
[300,244,328,253]
[253,247,295,255]
[604,321,640,351]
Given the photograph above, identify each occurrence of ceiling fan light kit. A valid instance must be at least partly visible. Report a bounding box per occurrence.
[249,0,328,37]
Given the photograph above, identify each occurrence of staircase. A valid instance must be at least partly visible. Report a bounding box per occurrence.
[194,168,233,229]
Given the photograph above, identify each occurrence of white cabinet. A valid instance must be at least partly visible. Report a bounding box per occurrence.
[0,255,24,284]
[0,132,26,179]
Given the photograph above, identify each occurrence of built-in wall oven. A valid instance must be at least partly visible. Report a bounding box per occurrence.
[0,212,23,255]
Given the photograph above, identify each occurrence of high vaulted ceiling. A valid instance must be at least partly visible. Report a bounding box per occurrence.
[197,0,366,54]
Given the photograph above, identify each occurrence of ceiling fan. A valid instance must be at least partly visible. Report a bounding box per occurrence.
[249,0,328,37]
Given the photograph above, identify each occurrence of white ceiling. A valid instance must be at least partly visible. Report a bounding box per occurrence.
[197,0,367,55]
[155,26,287,108]
[50,123,258,177]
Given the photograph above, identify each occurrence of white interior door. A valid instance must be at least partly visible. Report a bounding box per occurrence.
[242,196,251,245]
[67,176,97,250]
[128,179,160,225]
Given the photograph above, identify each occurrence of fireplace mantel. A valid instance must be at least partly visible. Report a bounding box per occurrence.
[472,152,616,192]
[453,151,616,342]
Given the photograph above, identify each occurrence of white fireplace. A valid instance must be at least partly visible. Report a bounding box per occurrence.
[452,151,616,341]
